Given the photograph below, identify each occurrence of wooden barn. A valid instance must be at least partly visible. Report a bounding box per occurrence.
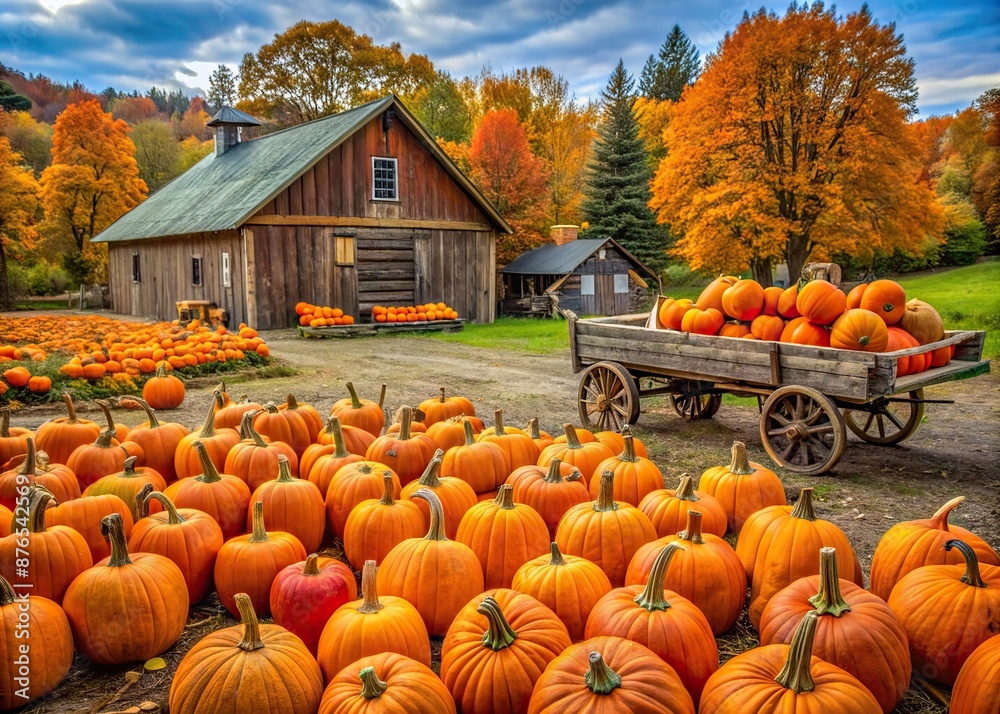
[501,226,656,317]
[93,96,512,329]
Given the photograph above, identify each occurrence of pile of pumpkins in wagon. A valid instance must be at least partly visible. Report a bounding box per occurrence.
[658,276,954,372]
[0,381,997,713]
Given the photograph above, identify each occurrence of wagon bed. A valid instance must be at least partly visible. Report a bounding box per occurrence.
[567,312,989,475]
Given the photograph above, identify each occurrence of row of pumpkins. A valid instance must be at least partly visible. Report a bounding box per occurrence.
[1,385,998,713]
[658,277,953,375]
[295,303,357,327]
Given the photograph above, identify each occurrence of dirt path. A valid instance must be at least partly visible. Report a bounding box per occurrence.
[11,327,998,714]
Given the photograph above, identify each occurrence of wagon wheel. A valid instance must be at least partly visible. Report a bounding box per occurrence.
[578,361,640,430]
[844,389,925,446]
[669,381,722,421]
[760,385,846,476]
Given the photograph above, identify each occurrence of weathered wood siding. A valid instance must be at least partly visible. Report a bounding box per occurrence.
[575,250,633,316]
[414,229,494,323]
[254,115,490,224]
[357,228,415,312]
[107,231,246,325]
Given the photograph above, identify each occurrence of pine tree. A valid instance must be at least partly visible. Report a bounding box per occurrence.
[208,65,237,109]
[581,60,665,272]
[639,25,700,101]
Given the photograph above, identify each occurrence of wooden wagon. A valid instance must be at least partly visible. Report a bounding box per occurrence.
[566,312,990,476]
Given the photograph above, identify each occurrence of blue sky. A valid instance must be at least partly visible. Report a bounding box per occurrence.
[2,0,997,116]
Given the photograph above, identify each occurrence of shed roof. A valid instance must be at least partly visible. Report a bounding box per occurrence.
[207,105,261,126]
[501,238,656,278]
[94,95,511,244]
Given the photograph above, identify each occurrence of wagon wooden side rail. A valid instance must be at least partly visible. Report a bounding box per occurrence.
[565,310,989,476]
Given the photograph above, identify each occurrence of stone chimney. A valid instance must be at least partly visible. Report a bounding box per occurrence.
[206,106,262,157]
[551,225,579,246]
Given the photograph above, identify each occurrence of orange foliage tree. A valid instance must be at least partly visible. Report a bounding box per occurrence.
[39,99,147,282]
[468,108,550,266]
[0,137,40,308]
[650,5,944,283]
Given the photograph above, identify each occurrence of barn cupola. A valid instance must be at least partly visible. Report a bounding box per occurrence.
[206,106,262,157]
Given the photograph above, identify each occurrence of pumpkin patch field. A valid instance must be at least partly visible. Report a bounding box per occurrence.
[1,324,997,713]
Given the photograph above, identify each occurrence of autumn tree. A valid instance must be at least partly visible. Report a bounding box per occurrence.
[39,99,147,283]
[0,110,52,175]
[209,65,238,109]
[581,60,664,271]
[639,25,700,101]
[178,96,212,140]
[468,109,550,266]
[131,120,181,192]
[0,137,40,309]
[651,4,944,283]
[413,71,471,142]
[110,96,160,124]
[238,20,435,125]
[179,136,213,171]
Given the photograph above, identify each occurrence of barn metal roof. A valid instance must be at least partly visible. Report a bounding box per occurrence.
[93,95,511,244]
[501,239,610,275]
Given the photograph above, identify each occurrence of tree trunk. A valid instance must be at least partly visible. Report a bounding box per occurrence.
[0,241,11,311]
[750,256,773,287]
[786,235,810,285]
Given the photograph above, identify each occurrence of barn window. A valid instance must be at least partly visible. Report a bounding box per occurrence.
[336,235,355,265]
[192,257,203,286]
[222,252,231,288]
[132,253,141,283]
[580,274,595,295]
[372,157,398,200]
[614,274,629,293]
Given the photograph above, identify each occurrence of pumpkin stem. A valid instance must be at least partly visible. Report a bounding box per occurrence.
[377,384,387,410]
[0,574,15,606]
[357,560,384,614]
[412,488,448,541]
[478,595,519,650]
[809,547,851,616]
[95,399,115,433]
[119,396,160,429]
[397,406,413,440]
[26,485,55,533]
[123,455,138,474]
[144,489,187,525]
[302,553,320,576]
[276,456,294,483]
[155,361,169,378]
[94,426,116,449]
[101,513,133,567]
[285,394,299,410]
[358,666,388,700]
[61,392,79,423]
[379,472,395,505]
[944,539,987,588]
[17,437,36,476]
[617,425,638,462]
[674,474,698,501]
[346,382,363,409]
[930,496,965,531]
[134,482,155,518]
[593,470,619,512]
[543,458,566,484]
[198,391,219,438]
[193,440,222,483]
[527,417,542,440]
[790,488,816,521]
[562,423,582,449]
[234,593,265,652]
[0,407,9,438]
[493,409,507,436]
[438,386,447,404]
[417,450,445,487]
[248,501,269,543]
[494,484,515,510]
[728,441,755,475]
[241,411,268,447]
[774,611,819,692]
[584,651,622,695]
[548,541,566,566]
[322,416,351,459]
[265,402,279,414]
[634,541,684,611]
[678,510,705,544]
[462,418,477,446]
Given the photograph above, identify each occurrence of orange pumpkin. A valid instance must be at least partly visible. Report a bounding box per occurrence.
[829,308,889,352]
[721,279,765,321]
[66,401,126,490]
[0,407,31,467]
[426,415,484,452]
[638,473,727,539]
[950,635,1000,714]
[45,491,135,563]
[252,401,311,460]
[250,456,325,554]
[34,393,100,466]
[681,307,724,335]
[2,366,30,388]
[225,410,299,491]
[476,408,540,474]
[303,419,367,495]
[761,286,783,316]
[117,396,190,482]
[884,326,926,377]
[142,361,185,409]
[419,387,476,425]
[164,440,251,541]
[365,406,438,486]
[795,280,846,325]
[589,425,662,506]
[750,314,784,341]
[505,458,589,537]
[83,455,166,519]
[845,282,867,309]
[698,441,786,534]
[174,391,240,479]
[330,382,386,436]
[695,275,738,312]
[857,279,906,325]
[278,393,323,443]
[319,652,454,714]
[441,417,509,494]
[538,424,614,489]
[658,297,696,330]
[344,471,425,569]
[779,316,831,347]
[777,283,801,318]
[0,438,80,511]
[929,343,954,367]
[717,322,751,338]
[27,375,51,394]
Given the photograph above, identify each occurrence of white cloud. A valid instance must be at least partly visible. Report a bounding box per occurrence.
[917,72,1000,109]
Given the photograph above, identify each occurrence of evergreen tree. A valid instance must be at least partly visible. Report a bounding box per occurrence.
[581,60,665,272]
[639,25,700,101]
[208,65,237,109]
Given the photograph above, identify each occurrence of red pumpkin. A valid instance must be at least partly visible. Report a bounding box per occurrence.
[721,279,765,321]
[330,381,386,436]
[250,456,325,554]
[779,316,831,346]
[830,308,889,352]
[270,553,357,655]
[366,406,437,486]
[795,280,847,325]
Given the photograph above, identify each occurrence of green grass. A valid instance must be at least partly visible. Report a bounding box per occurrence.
[897,259,1000,358]
[407,317,571,354]
[14,301,70,311]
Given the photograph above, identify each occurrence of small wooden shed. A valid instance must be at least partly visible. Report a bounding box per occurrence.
[93,96,512,329]
[501,227,656,316]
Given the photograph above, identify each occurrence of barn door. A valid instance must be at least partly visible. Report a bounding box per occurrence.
[595,274,615,315]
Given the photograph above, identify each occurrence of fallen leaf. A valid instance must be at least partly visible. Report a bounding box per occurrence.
[143,658,166,672]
